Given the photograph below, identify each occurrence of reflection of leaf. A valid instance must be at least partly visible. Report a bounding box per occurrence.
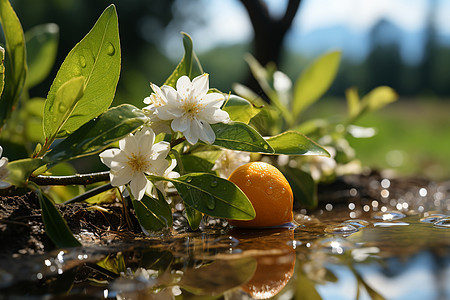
[97,253,126,275]
[180,257,257,295]
[140,249,173,272]
[296,268,323,300]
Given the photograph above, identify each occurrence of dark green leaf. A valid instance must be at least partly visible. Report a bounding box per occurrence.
[6,158,47,187]
[266,131,330,156]
[163,32,203,87]
[222,95,261,124]
[35,187,81,248]
[45,104,146,165]
[212,121,274,153]
[184,203,202,231]
[180,257,257,296]
[293,51,341,119]
[132,193,172,232]
[139,249,173,271]
[282,166,317,209]
[43,76,85,142]
[25,23,59,88]
[181,154,215,173]
[170,173,256,220]
[45,5,120,137]
[0,0,27,127]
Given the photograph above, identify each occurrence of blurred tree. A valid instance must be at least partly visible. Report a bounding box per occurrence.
[240,0,301,100]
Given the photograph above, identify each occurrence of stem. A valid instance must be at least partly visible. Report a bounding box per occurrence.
[170,148,186,175]
[118,187,134,231]
[30,171,110,186]
[63,183,113,205]
[170,136,186,148]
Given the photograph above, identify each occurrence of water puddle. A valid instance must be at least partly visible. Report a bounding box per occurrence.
[1,180,450,299]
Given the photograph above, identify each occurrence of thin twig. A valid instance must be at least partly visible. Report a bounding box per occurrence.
[30,171,110,186]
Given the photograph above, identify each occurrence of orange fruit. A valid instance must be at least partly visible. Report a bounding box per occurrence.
[227,161,293,228]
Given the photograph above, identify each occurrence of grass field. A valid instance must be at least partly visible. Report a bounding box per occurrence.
[304,98,450,181]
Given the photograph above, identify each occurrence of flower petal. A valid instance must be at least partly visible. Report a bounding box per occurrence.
[152,141,170,159]
[136,127,155,152]
[201,92,224,107]
[129,173,148,200]
[199,107,230,124]
[99,148,122,168]
[120,133,139,155]
[110,165,132,187]
[171,114,190,132]
[192,74,209,98]
[176,76,192,99]
[183,121,199,145]
[198,121,216,144]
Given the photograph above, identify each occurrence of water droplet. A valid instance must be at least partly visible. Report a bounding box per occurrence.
[58,102,67,113]
[343,219,371,228]
[265,187,273,195]
[281,188,286,194]
[186,177,193,183]
[206,196,216,210]
[245,180,251,186]
[106,42,115,56]
[210,180,218,188]
[433,216,450,228]
[420,214,446,224]
[374,222,409,227]
[79,55,86,68]
[372,211,406,221]
[263,144,269,150]
[213,236,240,248]
[324,224,358,235]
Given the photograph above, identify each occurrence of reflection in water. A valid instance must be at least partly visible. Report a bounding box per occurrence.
[0,203,449,299]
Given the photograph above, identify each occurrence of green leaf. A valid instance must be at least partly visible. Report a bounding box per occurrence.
[345,87,360,120]
[34,187,81,248]
[181,154,216,173]
[0,46,4,97]
[43,76,85,142]
[179,257,257,296]
[164,32,203,87]
[168,173,256,220]
[45,104,146,165]
[6,158,47,187]
[45,4,120,137]
[0,0,27,128]
[25,23,59,88]
[212,121,274,153]
[293,51,341,119]
[361,86,398,112]
[222,95,261,124]
[132,193,172,232]
[282,166,317,209]
[184,204,203,231]
[266,131,330,156]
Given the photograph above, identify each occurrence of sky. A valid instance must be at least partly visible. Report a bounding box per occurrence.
[163,0,450,64]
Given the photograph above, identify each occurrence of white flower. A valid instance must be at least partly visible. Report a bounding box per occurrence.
[142,83,172,135]
[212,149,251,178]
[99,127,172,200]
[152,74,230,145]
[146,158,180,198]
[0,146,11,189]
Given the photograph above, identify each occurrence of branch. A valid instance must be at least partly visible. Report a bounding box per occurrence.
[63,183,113,205]
[30,171,110,186]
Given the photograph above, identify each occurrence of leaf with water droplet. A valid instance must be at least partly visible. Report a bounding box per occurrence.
[43,76,85,146]
[44,5,120,138]
[169,173,255,220]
